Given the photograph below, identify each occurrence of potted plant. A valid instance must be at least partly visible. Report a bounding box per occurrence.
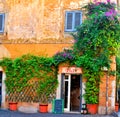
[5,77,18,111]
[8,97,18,111]
[37,75,58,113]
[115,102,119,112]
[5,83,18,111]
[83,75,99,114]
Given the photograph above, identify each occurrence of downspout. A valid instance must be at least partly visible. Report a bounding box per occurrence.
[80,75,82,113]
[106,72,109,114]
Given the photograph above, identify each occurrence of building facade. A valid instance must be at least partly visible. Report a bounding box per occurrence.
[0,0,119,114]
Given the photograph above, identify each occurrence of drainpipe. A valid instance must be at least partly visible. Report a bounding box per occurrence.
[106,72,109,114]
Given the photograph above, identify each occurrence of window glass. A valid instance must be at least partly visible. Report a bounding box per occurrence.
[75,13,81,28]
[66,13,73,30]
[0,14,5,33]
[65,11,82,32]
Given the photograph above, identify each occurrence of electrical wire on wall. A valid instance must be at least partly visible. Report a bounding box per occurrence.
[106,72,109,115]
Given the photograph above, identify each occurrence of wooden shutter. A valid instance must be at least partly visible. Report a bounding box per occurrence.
[74,12,82,29]
[0,14,5,33]
[65,12,73,31]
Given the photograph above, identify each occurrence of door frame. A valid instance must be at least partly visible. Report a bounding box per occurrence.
[61,73,82,112]
[64,74,71,111]
[0,71,2,107]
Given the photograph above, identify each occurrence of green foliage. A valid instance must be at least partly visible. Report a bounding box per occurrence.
[72,1,120,104]
[53,49,75,66]
[0,54,58,102]
[83,71,100,104]
[116,57,120,83]
[37,76,58,104]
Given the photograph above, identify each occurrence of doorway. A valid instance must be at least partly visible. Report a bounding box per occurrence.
[0,71,2,107]
[62,74,82,112]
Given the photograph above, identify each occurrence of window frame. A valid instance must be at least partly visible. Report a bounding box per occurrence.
[65,11,82,32]
[0,13,5,33]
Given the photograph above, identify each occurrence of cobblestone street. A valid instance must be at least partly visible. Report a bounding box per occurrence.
[0,109,117,117]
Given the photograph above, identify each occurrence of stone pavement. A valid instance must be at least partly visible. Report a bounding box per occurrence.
[0,109,117,117]
[117,110,120,117]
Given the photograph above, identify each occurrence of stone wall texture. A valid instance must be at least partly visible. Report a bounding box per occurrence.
[4,0,90,43]
[0,0,118,114]
[0,0,117,43]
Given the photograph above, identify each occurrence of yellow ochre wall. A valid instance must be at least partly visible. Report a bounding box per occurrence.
[4,44,72,58]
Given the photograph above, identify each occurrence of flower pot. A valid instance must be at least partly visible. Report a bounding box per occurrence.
[115,103,119,112]
[86,104,98,114]
[9,102,17,111]
[39,104,48,113]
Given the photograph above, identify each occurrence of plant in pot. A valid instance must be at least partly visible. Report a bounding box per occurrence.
[83,73,99,114]
[37,75,58,113]
[5,76,19,111]
[7,93,18,111]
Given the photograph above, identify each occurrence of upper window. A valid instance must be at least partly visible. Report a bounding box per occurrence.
[65,11,82,32]
[0,13,5,33]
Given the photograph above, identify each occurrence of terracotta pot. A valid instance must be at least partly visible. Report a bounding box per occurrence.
[115,103,119,112]
[39,104,48,113]
[9,102,17,111]
[86,104,98,114]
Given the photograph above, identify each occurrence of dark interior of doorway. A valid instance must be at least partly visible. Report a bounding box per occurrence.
[70,74,80,111]
[0,71,2,107]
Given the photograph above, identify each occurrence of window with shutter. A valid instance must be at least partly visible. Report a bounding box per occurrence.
[65,11,82,32]
[0,13,5,33]
[66,12,73,30]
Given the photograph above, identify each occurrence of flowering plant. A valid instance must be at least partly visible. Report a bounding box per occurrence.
[74,0,120,69]
[53,49,75,65]
[85,0,117,19]
[73,0,120,104]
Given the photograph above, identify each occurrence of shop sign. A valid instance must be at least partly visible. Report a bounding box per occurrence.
[52,99,64,113]
[62,67,82,74]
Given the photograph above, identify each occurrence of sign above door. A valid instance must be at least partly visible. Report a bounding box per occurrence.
[61,67,82,74]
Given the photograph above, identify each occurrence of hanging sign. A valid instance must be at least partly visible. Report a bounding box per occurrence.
[62,67,82,74]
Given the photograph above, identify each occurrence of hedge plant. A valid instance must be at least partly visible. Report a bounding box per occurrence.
[0,54,58,102]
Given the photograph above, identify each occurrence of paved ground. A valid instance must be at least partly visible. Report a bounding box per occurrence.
[0,109,117,117]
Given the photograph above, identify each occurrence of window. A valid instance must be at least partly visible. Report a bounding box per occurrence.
[65,11,82,32]
[0,13,5,33]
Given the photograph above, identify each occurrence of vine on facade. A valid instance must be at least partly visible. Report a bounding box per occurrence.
[72,0,120,104]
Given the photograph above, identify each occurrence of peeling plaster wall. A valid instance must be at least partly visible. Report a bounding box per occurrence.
[3,0,92,43]
[7,0,42,40]
[2,0,117,43]
[98,56,116,114]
